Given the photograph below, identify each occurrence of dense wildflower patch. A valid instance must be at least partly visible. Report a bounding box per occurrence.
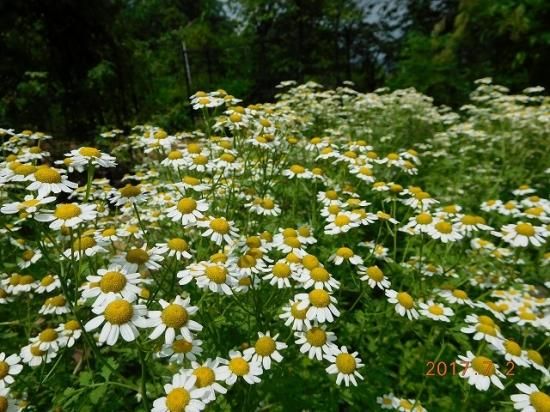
[0,79,548,411]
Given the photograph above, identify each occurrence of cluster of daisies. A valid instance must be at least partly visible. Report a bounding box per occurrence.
[0,80,548,411]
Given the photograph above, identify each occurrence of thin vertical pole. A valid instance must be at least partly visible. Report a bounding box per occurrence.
[181,41,194,125]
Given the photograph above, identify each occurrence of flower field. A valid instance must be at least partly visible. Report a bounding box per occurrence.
[0,78,548,411]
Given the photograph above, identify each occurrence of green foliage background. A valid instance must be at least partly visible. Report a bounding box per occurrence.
[1,0,549,138]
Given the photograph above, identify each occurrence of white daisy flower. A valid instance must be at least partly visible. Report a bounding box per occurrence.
[0,352,23,387]
[511,383,550,412]
[439,289,475,307]
[456,351,505,391]
[199,217,239,245]
[156,336,203,363]
[218,351,263,385]
[243,331,287,370]
[65,147,117,169]
[324,345,364,386]
[35,202,97,230]
[114,244,165,273]
[1,194,56,215]
[328,247,363,266]
[20,342,56,367]
[493,222,549,247]
[26,167,78,198]
[34,274,61,294]
[358,265,391,290]
[56,319,82,348]
[295,289,340,323]
[294,325,337,360]
[279,299,312,331]
[165,197,209,226]
[385,290,419,320]
[263,261,298,289]
[147,296,203,343]
[418,300,454,322]
[324,212,361,235]
[151,372,205,412]
[0,387,19,412]
[181,359,228,404]
[84,297,148,346]
[81,265,143,307]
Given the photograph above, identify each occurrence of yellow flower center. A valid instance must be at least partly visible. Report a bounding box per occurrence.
[504,340,522,356]
[435,221,452,234]
[336,247,353,258]
[238,255,256,268]
[99,271,127,293]
[15,164,36,176]
[452,289,468,299]
[527,350,544,365]
[478,315,494,326]
[161,304,188,328]
[387,152,400,160]
[261,198,274,209]
[54,203,81,219]
[359,166,373,176]
[35,167,61,183]
[187,143,201,154]
[40,275,54,286]
[255,336,276,356]
[39,328,58,342]
[246,236,261,248]
[22,250,35,261]
[104,299,134,325]
[238,276,252,286]
[334,214,350,227]
[471,356,495,376]
[46,295,66,307]
[335,353,356,374]
[73,236,96,251]
[476,324,497,336]
[166,388,190,412]
[119,184,141,198]
[0,361,10,379]
[310,267,330,282]
[79,147,101,157]
[182,176,200,185]
[65,320,80,331]
[309,289,330,307]
[167,150,182,160]
[193,155,208,165]
[366,266,384,281]
[205,266,227,284]
[168,238,188,251]
[176,198,197,214]
[282,228,297,238]
[290,165,305,174]
[306,327,327,346]
[21,198,41,208]
[30,345,46,357]
[154,130,167,140]
[193,367,215,388]
[516,223,535,237]
[530,392,550,412]
[229,113,242,123]
[102,228,116,237]
[210,218,230,234]
[291,303,308,319]
[397,292,414,309]
[415,213,432,225]
[284,237,301,248]
[428,305,444,316]
[172,339,193,353]
[414,191,430,200]
[228,357,249,376]
[519,311,537,321]
[126,248,149,264]
[272,262,291,278]
[302,255,319,270]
